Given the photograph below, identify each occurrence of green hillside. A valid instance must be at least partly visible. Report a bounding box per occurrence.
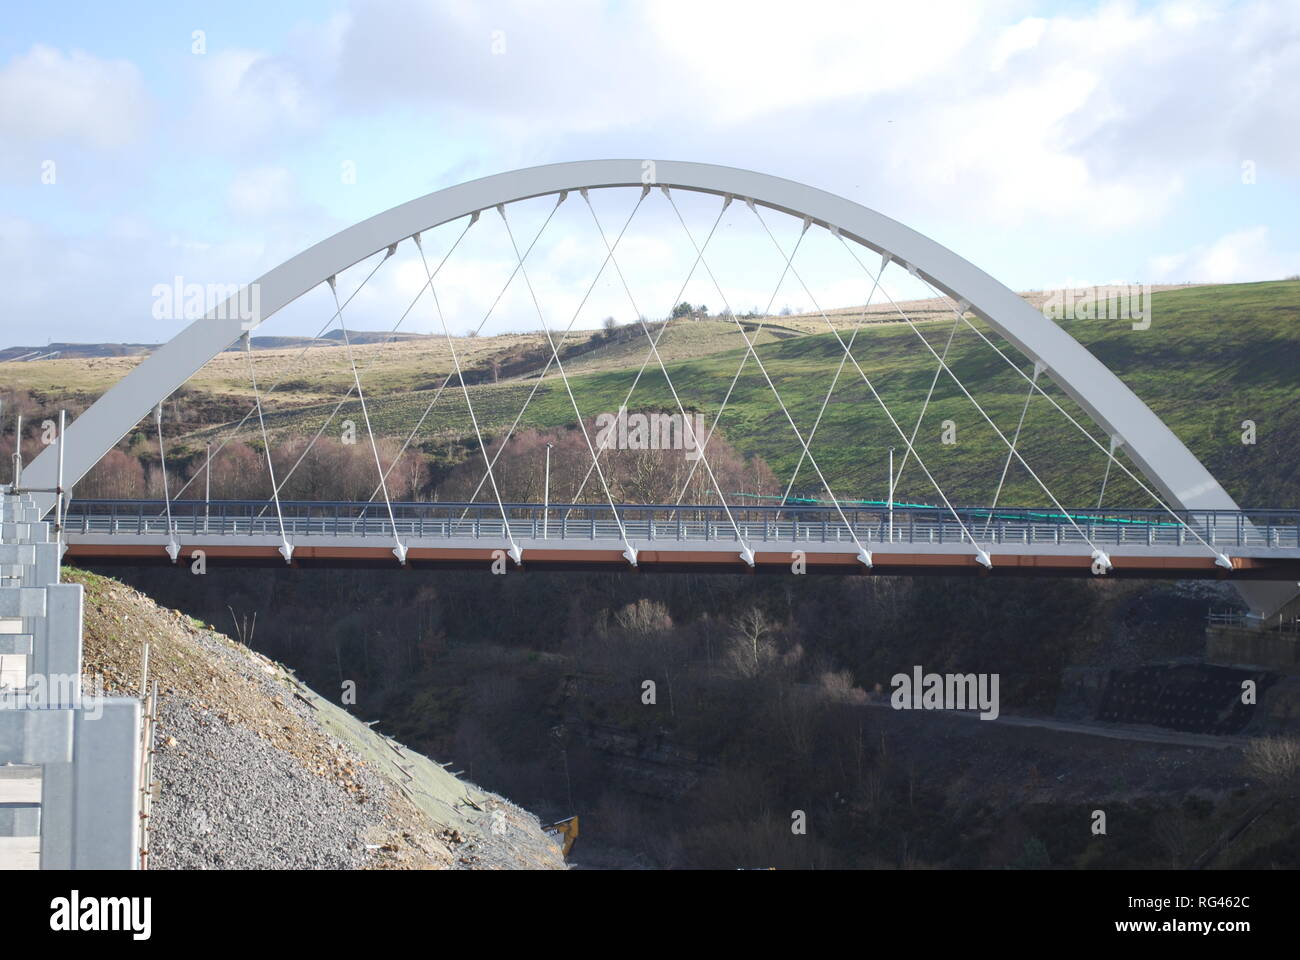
[189,280,1298,509]
[24,279,1297,510]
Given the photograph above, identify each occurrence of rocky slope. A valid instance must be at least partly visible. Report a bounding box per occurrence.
[70,568,565,870]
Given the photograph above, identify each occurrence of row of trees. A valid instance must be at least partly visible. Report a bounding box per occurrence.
[68,420,776,506]
[670,303,786,320]
[73,436,430,502]
[438,423,776,504]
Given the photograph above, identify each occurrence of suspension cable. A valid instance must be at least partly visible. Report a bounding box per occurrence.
[743,208,993,565]
[243,333,292,563]
[581,188,758,564]
[496,202,640,565]
[1096,435,1121,509]
[327,276,406,564]
[381,199,568,508]
[797,227,1109,566]
[670,200,809,508]
[890,268,1234,567]
[892,309,965,495]
[413,231,519,562]
[568,194,731,512]
[446,187,668,519]
[780,256,888,507]
[667,192,873,566]
[877,275,1146,566]
[168,243,400,503]
[983,364,1041,538]
[154,402,179,562]
[267,219,477,508]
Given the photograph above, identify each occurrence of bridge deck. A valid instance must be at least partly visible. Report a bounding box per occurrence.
[59,500,1300,579]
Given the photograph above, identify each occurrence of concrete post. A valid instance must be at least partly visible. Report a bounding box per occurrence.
[32,580,87,869]
[0,588,46,619]
[0,708,74,763]
[0,635,32,655]
[71,698,141,869]
[21,542,61,589]
[31,583,83,686]
[0,802,40,836]
[39,762,73,869]
[3,491,141,869]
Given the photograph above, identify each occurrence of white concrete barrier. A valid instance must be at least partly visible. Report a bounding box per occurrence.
[0,708,75,763]
[0,589,46,618]
[0,802,40,836]
[32,583,82,683]
[0,635,33,655]
[1,522,48,543]
[0,545,36,564]
[68,699,142,869]
[2,491,142,869]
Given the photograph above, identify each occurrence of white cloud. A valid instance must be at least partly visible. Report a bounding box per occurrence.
[0,212,297,344]
[644,0,993,122]
[328,0,1004,131]
[5,0,1300,345]
[877,61,1188,228]
[312,0,1300,231]
[192,49,321,146]
[229,167,298,218]
[991,17,1047,70]
[1149,226,1299,283]
[0,44,151,148]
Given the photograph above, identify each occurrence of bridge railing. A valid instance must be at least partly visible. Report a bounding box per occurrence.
[60,499,1300,550]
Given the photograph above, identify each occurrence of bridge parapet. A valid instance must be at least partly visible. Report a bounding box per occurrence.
[56,498,1300,583]
[60,498,1300,551]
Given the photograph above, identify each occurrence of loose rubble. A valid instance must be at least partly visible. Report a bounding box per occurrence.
[71,568,566,870]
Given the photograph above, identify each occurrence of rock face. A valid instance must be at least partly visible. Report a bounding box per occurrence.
[1059,661,1284,736]
[580,723,708,800]
[71,568,566,870]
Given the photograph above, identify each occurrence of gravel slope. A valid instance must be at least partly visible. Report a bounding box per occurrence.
[70,567,566,870]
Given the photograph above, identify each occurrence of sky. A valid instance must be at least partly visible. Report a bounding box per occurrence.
[1,0,1297,344]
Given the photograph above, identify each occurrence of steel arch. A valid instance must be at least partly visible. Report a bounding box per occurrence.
[21,159,1294,616]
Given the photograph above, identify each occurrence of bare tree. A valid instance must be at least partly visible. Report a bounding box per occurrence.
[729,607,776,677]
[614,598,673,639]
[1243,735,1300,787]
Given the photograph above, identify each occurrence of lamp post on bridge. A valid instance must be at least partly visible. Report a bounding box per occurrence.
[11,413,21,488]
[888,447,895,543]
[543,442,553,539]
[204,441,211,534]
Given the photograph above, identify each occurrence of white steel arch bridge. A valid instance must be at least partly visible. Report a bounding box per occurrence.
[14,160,1299,619]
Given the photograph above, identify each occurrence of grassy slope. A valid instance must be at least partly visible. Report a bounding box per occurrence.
[1068,281,1300,509]
[13,280,1298,508]
[238,280,1298,508]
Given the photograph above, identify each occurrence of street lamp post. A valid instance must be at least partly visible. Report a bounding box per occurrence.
[888,447,895,543]
[11,414,22,488]
[205,441,211,533]
[543,442,553,539]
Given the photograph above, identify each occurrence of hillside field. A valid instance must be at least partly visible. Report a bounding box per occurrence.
[3,280,1296,509]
